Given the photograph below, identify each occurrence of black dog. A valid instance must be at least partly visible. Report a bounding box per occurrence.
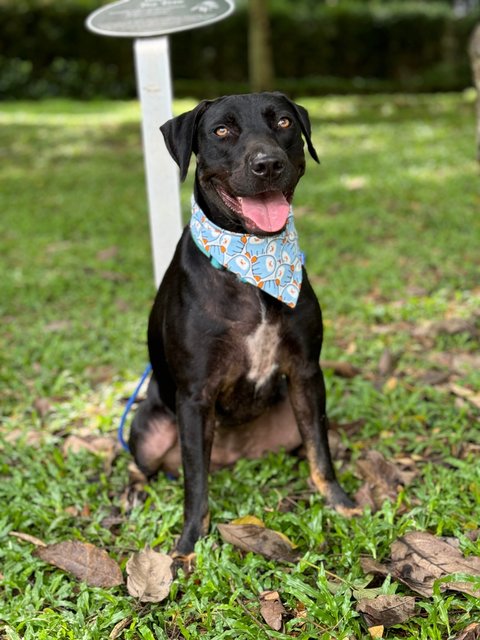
[129,92,356,555]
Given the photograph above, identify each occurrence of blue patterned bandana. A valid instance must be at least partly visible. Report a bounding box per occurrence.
[190,200,304,308]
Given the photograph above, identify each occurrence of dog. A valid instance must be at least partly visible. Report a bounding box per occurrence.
[129,92,356,555]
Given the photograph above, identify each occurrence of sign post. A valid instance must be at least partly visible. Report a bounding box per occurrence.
[86,0,235,286]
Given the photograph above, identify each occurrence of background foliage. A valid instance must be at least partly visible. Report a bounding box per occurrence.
[0,1,479,99]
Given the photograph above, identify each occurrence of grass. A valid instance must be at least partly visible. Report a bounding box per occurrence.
[1,92,480,639]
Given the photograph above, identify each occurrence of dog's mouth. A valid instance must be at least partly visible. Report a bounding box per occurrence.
[216,187,292,234]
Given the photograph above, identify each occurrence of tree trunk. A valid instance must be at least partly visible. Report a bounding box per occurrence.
[469,23,480,162]
[248,0,275,93]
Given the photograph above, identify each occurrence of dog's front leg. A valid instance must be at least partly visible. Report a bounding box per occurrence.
[174,392,215,555]
[288,366,358,515]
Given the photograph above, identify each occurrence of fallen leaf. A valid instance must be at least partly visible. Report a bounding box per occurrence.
[368,625,384,638]
[412,317,477,339]
[454,622,480,640]
[342,175,368,190]
[33,397,52,418]
[259,590,286,631]
[36,540,123,588]
[3,428,44,448]
[417,370,451,386]
[357,594,416,627]
[383,377,398,392]
[378,349,401,377]
[390,531,480,596]
[294,601,307,621]
[355,450,416,511]
[109,617,132,640]
[62,434,116,456]
[126,547,173,602]
[360,556,390,579]
[62,435,118,473]
[232,515,265,527]
[97,246,119,261]
[362,532,480,598]
[449,384,480,410]
[217,522,299,562]
[44,320,72,332]
[9,531,47,547]
[85,365,116,386]
[321,360,360,378]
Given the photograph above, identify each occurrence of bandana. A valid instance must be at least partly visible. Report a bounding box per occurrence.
[189,200,304,308]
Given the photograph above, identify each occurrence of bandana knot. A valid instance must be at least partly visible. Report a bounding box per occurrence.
[189,200,303,308]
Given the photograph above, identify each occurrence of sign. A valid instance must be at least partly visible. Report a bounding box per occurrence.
[86,0,235,286]
[87,0,234,38]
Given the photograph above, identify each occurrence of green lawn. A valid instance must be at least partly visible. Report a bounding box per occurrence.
[1,93,479,639]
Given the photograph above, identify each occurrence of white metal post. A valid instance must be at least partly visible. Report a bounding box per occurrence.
[134,36,183,288]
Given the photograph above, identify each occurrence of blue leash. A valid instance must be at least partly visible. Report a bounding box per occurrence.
[118,363,152,452]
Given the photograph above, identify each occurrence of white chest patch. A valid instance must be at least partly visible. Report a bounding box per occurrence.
[245,317,281,390]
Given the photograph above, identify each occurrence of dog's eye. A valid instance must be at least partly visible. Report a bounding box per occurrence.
[214,126,229,138]
[277,117,292,129]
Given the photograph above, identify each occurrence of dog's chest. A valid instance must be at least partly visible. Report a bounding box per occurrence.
[244,312,281,390]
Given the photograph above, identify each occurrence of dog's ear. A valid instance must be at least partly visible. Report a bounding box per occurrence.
[276,94,319,163]
[292,102,320,163]
[160,100,211,181]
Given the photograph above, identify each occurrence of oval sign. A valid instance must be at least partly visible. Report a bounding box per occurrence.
[86,0,235,38]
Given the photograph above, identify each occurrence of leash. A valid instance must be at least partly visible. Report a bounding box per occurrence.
[118,363,152,451]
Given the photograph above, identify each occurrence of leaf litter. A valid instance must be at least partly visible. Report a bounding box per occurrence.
[126,547,173,602]
[361,530,480,597]
[259,590,286,631]
[356,594,416,627]
[354,449,417,512]
[217,516,299,562]
[35,540,123,588]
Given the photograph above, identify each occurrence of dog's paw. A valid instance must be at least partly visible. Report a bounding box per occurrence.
[333,503,363,518]
[325,482,362,518]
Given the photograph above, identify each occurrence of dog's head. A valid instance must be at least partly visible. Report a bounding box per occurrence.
[160,92,319,234]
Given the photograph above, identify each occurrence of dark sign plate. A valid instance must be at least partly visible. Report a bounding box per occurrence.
[87,0,234,38]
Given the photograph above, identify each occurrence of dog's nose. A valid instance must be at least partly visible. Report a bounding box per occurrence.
[249,152,286,179]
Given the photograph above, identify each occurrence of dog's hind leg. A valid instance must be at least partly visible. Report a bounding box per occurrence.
[128,375,178,477]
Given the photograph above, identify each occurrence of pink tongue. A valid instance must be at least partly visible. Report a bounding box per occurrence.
[240,192,290,233]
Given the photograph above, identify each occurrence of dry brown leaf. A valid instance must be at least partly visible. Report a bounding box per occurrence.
[390,531,480,596]
[342,175,368,190]
[36,540,123,588]
[360,556,390,579]
[412,317,476,339]
[231,515,265,527]
[378,349,401,377]
[449,384,480,410]
[33,397,52,418]
[126,547,173,603]
[355,450,416,511]
[454,622,480,640]
[294,601,307,621]
[97,246,119,261]
[259,590,286,631]
[368,625,384,638]
[357,594,416,627]
[109,617,132,640]
[9,531,47,547]
[321,360,360,379]
[3,428,44,448]
[217,522,299,562]
[45,320,72,332]
[62,435,117,457]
